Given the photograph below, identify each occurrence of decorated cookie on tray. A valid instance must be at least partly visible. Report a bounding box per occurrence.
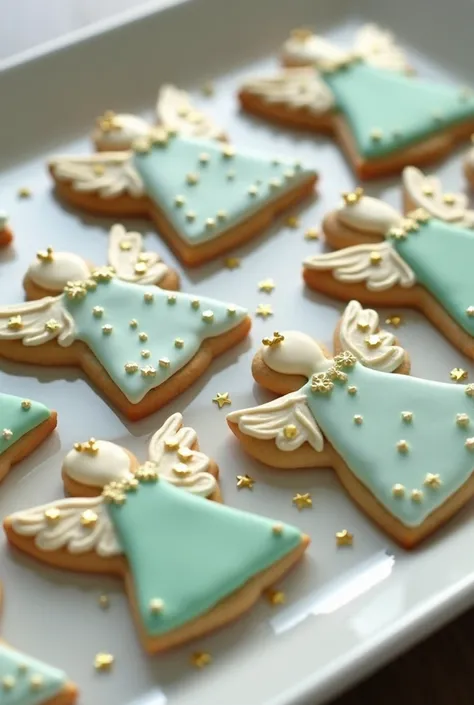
[4,414,309,654]
[92,84,226,151]
[0,271,250,420]
[48,131,317,267]
[0,211,13,248]
[238,23,474,179]
[0,583,77,704]
[24,224,179,300]
[228,300,474,548]
[0,392,56,484]
[303,166,474,359]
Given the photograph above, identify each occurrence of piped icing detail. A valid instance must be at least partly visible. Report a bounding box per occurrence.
[336,190,402,235]
[0,392,51,457]
[49,153,145,198]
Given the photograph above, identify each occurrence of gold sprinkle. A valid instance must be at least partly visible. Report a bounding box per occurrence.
[227,305,237,316]
[401,411,413,422]
[175,195,185,207]
[283,424,298,439]
[133,138,151,154]
[304,227,319,240]
[206,218,216,230]
[272,523,284,535]
[457,413,470,426]
[370,128,383,141]
[467,306,474,317]
[199,152,210,165]
[139,332,148,342]
[465,384,474,397]
[191,298,200,309]
[119,239,132,251]
[213,392,231,409]
[336,529,353,546]
[98,594,110,609]
[159,357,171,368]
[191,652,212,669]
[29,675,44,690]
[397,440,409,453]
[80,509,98,527]
[443,193,456,205]
[284,169,295,180]
[342,187,364,206]
[202,310,214,323]
[124,362,139,374]
[411,489,423,502]
[369,251,383,265]
[36,246,54,262]
[21,400,31,410]
[186,210,196,222]
[236,474,255,489]
[392,483,405,497]
[347,386,357,395]
[2,675,15,690]
[465,437,474,450]
[149,598,165,614]
[450,367,468,382]
[365,334,381,348]
[140,365,157,378]
[174,338,184,348]
[129,319,138,328]
[143,292,154,303]
[422,185,434,197]
[269,177,281,189]
[357,320,369,332]
[385,315,402,327]
[7,315,23,330]
[262,331,284,346]
[164,439,180,451]
[291,27,313,41]
[292,492,312,510]
[353,414,363,425]
[44,507,61,525]
[186,172,199,185]
[74,438,99,455]
[217,210,227,221]
[248,185,259,196]
[177,447,194,462]
[2,428,12,440]
[94,653,114,671]
[264,589,286,606]
[17,187,31,199]
[285,215,300,229]
[258,278,275,293]
[256,303,273,318]
[201,82,214,96]
[134,262,148,275]
[167,294,177,304]
[424,473,442,488]
[173,463,191,477]
[44,319,60,333]
[224,257,240,269]
[226,170,236,180]
[93,306,104,318]
[222,146,235,159]
[102,324,113,335]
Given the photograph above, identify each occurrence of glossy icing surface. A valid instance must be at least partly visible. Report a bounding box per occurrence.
[63,277,247,403]
[0,644,66,705]
[391,218,474,336]
[303,362,474,526]
[134,135,314,245]
[107,479,302,635]
[324,63,474,158]
[0,394,50,457]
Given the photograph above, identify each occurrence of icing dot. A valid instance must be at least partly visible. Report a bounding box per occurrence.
[186,172,199,185]
[217,210,227,221]
[283,424,298,439]
[149,598,165,614]
[392,483,405,498]
[272,523,284,535]
[191,299,200,309]
[143,292,154,303]
[347,386,357,395]
[124,362,139,374]
[21,400,31,410]
[2,429,12,440]
[269,178,281,189]
[456,413,470,426]
[129,319,138,328]
[174,338,184,348]
[466,306,474,317]
[424,473,442,488]
[222,146,235,159]
[365,334,381,349]
[141,350,151,358]
[44,507,61,525]
[30,675,44,691]
[175,195,185,207]
[93,306,104,318]
[411,489,423,502]
[369,251,382,265]
[139,332,148,342]
[102,324,113,335]
[202,310,214,323]
[199,152,210,165]
[370,128,383,141]
[401,411,413,422]
[186,211,196,222]
[167,295,177,304]
[353,415,363,425]
[248,185,259,196]
[397,440,409,453]
[2,675,15,690]
[465,437,474,450]
[159,357,171,368]
[206,218,216,230]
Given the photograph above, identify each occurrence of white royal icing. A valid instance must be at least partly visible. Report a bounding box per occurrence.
[227,392,324,452]
[62,440,132,488]
[107,224,169,285]
[92,113,150,150]
[262,331,333,378]
[338,300,405,373]
[352,24,409,73]
[10,496,122,557]
[49,153,145,199]
[156,85,223,140]
[304,241,416,291]
[0,296,75,346]
[241,68,335,114]
[27,252,91,292]
[336,195,402,235]
[403,166,474,227]
[282,31,346,66]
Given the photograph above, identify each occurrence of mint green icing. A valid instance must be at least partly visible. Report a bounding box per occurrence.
[303,362,474,527]
[0,644,66,705]
[323,62,474,158]
[133,135,315,245]
[63,277,247,404]
[0,394,50,456]
[107,479,302,636]
[391,218,474,336]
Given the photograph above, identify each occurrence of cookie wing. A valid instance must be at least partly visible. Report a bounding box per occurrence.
[353,24,410,73]
[147,412,217,497]
[338,300,405,372]
[403,166,474,226]
[156,84,224,140]
[9,497,122,557]
[227,393,323,452]
[107,224,169,285]
[0,296,75,346]
[240,68,335,114]
[49,153,145,199]
[304,242,416,291]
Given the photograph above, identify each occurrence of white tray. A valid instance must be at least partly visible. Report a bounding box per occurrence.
[2,1,474,704]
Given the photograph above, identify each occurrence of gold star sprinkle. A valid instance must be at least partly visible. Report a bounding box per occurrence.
[262,331,284,346]
[191,298,200,309]
[269,177,281,190]
[44,319,60,333]
[159,357,170,368]
[336,529,353,546]
[385,315,402,327]
[191,652,212,669]
[2,428,12,440]
[174,338,184,348]
[17,187,31,199]
[129,319,138,328]
[21,400,31,410]
[7,315,23,330]
[102,324,113,335]
[467,307,474,317]
[236,474,255,489]
[213,392,231,409]
[258,278,275,293]
[397,440,409,453]
[304,227,319,240]
[2,675,15,690]
[74,438,99,455]
[422,185,434,197]
[256,304,273,319]
[29,675,44,690]
[248,185,259,196]
[443,193,456,205]
[149,598,165,614]
[424,473,442,488]
[167,294,176,305]
[44,507,61,525]
[465,385,474,397]
[285,215,300,228]
[392,483,405,497]
[411,489,423,502]
[199,152,210,164]
[186,172,199,185]
[347,386,357,395]
[401,411,413,422]
[292,492,312,510]
[205,218,216,230]
[221,146,235,159]
[36,246,54,262]
[457,413,470,426]
[451,368,468,382]
[124,362,139,374]
[186,210,196,222]
[139,332,148,342]
[369,251,383,265]
[141,350,151,359]
[143,292,154,303]
[264,589,286,605]
[98,594,110,609]
[94,653,114,671]
[92,306,104,318]
[202,310,214,323]
[283,424,298,439]
[132,138,150,154]
[370,128,383,141]
[272,523,284,535]
[141,366,157,377]
[80,509,98,527]
[224,257,240,269]
[342,187,364,205]
[353,415,363,424]
[365,334,381,348]
[465,437,474,450]
[217,210,227,221]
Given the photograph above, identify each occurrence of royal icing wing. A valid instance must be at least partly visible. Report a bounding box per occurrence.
[353,24,409,73]
[240,68,335,114]
[304,242,416,291]
[107,224,169,285]
[155,85,224,140]
[147,412,216,497]
[403,166,474,226]
[338,300,405,372]
[0,296,75,346]
[49,153,145,198]
[227,392,323,452]
[9,497,122,557]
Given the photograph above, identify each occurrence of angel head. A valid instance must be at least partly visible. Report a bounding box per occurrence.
[91,85,225,151]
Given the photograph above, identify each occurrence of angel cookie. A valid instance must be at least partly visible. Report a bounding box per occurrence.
[228,301,474,547]
[92,84,225,151]
[62,412,221,502]
[239,25,474,178]
[0,584,77,704]
[24,224,179,300]
[0,392,56,484]
[48,133,317,267]
[4,427,308,654]
[0,212,13,248]
[0,273,250,420]
[303,166,474,358]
